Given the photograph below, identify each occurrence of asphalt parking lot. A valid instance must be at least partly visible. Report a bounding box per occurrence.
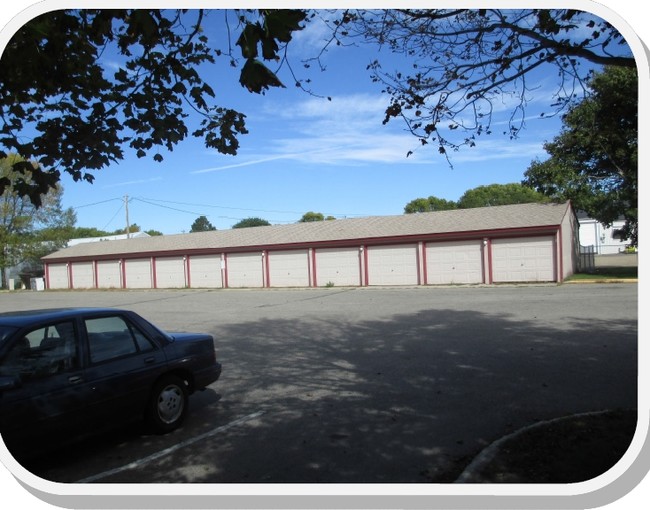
[0,283,639,484]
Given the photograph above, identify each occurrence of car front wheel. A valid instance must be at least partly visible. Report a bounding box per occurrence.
[147,375,189,433]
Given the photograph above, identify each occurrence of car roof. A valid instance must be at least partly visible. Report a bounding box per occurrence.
[0,308,128,327]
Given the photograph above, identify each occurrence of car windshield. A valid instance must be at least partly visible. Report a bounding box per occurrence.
[0,326,18,346]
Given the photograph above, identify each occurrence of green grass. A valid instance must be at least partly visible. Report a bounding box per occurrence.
[568,266,638,280]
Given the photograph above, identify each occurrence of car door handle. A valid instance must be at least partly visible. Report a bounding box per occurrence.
[144,356,156,364]
[68,376,83,384]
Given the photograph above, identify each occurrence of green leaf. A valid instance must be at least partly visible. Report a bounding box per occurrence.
[239,59,285,93]
[262,10,307,43]
[261,37,280,61]
[236,23,262,59]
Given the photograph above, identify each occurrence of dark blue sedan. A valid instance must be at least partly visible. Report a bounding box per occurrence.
[0,308,222,461]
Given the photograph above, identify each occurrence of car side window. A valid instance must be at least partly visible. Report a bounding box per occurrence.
[86,316,156,364]
[0,321,78,381]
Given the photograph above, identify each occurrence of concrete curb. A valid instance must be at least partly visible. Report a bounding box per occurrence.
[563,279,638,284]
[454,410,622,483]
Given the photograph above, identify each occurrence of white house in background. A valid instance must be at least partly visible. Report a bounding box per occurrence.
[577,212,629,255]
[67,231,150,247]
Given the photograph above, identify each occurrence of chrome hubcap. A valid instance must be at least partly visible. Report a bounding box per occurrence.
[157,384,184,424]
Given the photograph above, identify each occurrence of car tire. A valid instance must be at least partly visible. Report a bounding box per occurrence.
[147,375,189,434]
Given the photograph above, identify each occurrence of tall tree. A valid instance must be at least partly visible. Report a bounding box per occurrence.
[299,211,325,222]
[457,183,548,209]
[190,215,217,232]
[404,196,457,213]
[523,66,637,244]
[0,9,307,204]
[232,217,270,228]
[1,155,76,288]
[404,184,547,213]
[112,224,141,235]
[69,227,112,239]
[69,225,161,237]
[333,9,634,158]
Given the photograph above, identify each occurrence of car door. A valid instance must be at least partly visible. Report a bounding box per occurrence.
[0,320,90,456]
[79,313,169,427]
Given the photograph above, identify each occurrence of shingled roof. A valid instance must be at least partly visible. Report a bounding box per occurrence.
[42,201,572,261]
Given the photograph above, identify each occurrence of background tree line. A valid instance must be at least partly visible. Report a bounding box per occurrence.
[190,211,336,231]
[1,155,74,288]
[404,183,547,213]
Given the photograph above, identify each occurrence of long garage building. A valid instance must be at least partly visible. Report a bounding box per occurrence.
[42,201,579,290]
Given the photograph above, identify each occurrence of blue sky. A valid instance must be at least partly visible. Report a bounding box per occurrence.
[0,5,639,235]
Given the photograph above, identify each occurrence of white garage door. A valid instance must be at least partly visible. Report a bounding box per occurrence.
[227,252,263,288]
[71,262,94,289]
[315,247,361,287]
[492,237,555,282]
[268,250,310,287]
[124,258,152,289]
[367,244,419,286]
[47,263,69,289]
[155,256,186,288]
[426,241,484,285]
[96,260,121,289]
[189,255,223,288]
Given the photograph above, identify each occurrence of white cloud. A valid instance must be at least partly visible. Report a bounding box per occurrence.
[291,13,341,54]
[451,139,547,164]
[270,93,388,122]
[102,177,163,189]
[194,85,553,175]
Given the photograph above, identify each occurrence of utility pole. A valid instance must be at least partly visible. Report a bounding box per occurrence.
[125,195,130,239]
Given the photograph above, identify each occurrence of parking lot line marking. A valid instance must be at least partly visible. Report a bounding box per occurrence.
[76,410,265,483]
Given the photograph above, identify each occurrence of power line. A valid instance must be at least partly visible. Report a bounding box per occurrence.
[70,196,374,220]
[102,202,124,231]
[68,195,377,232]
[71,197,122,210]
[131,198,295,224]
[136,196,306,215]
[134,196,372,219]
[132,197,205,217]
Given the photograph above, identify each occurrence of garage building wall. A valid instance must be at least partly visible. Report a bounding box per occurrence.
[561,209,579,280]
[314,247,361,287]
[124,258,153,289]
[425,240,484,285]
[226,252,264,288]
[47,263,69,289]
[96,260,122,289]
[155,256,186,288]
[44,235,565,290]
[43,203,576,290]
[44,236,561,289]
[366,244,419,286]
[189,255,223,288]
[491,236,556,283]
[268,249,310,287]
[71,261,94,289]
